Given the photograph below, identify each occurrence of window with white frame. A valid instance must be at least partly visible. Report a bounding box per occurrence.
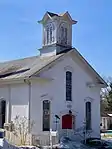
[46,27,50,44]
[85,101,91,130]
[0,100,6,128]
[66,71,72,101]
[43,100,50,131]
[60,23,68,45]
[61,26,64,44]
[46,23,55,45]
[64,28,67,44]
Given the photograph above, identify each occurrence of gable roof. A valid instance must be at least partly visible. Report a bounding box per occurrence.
[0,49,107,87]
[0,54,64,81]
[70,48,107,87]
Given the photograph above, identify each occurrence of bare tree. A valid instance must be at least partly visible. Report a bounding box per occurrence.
[101,77,112,112]
[13,115,35,145]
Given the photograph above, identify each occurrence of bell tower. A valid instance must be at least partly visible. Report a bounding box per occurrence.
[38,11,77,56]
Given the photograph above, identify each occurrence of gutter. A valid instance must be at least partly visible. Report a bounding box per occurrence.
[0,77,53,85]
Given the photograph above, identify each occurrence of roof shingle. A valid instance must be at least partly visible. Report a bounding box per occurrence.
[0,54,63,80]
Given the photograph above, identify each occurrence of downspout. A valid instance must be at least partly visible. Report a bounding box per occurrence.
[24,79,31,133]
[8,84,11,123]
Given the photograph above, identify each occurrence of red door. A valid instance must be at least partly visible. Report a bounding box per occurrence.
[62,114,72,129]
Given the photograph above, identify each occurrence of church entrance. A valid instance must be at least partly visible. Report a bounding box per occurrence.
[0,100,6,128]
[62,114,75,129]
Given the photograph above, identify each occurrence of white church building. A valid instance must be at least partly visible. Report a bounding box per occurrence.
[0,12,107,143]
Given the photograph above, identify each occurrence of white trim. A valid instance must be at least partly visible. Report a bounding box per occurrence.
[40,94,53,101]
[61,12,77,24]
[64,67,73,103]
[0,78,26,85]
[57,109,78,131]
[0,49,106,87]
[0,77,53,85]
[41,94,52,132]
[84,98,93,131]
[0,97,4,101]
[64,66,73,72]
[64,100,74,109]
[70,49,107,87]
[86,82,104,88]
[58,109,78,117]
[84,97,94,103]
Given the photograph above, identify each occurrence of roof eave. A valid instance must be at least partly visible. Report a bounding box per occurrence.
[29,76,53,82]
[38,12,53,24]
[0,77,27,85]
[61,11,77,25]
[72,20,77,24]
[0,76,53,85]
[70,49,107,87]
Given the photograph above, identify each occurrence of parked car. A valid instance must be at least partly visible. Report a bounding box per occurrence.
[0,129,5,139]
[85,138,112,149]
[0,129,5,147]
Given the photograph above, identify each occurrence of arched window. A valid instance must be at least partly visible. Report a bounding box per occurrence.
[64,28,67,44]
[46,27,50,44]
[43,100,50,131]
[85,101,91,130]
[46,23,55,45]
[66,71,72,101]
[50,26,53,43]
[0,100,6,128]
[61,26,64,44]
[60,23,68,45]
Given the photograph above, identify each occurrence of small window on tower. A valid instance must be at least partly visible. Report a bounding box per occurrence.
[50,26,53,43]
[46,27,50,44]
[43,100,50,131]
[64,28,67,44]
[60,24,68,45]
[46,23,55,45]
[61,26,64,44]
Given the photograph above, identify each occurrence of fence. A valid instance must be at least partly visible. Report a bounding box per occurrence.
[5,130,32,146]
[5,130,59,147]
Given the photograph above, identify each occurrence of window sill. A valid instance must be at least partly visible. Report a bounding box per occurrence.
[43,130,50,132]
[66,100,72,102]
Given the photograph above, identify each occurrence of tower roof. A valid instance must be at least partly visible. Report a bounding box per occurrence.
[38,11,77,24]
[47,11,58,17]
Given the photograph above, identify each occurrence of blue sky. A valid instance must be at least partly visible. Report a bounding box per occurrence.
[0,0,111,77]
